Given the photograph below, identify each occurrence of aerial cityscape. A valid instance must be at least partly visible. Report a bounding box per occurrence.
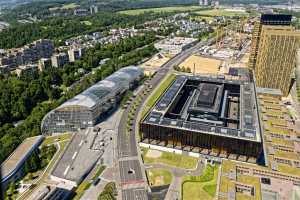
[1,0,300,200]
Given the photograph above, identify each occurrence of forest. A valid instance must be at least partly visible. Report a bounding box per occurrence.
[0,33,157,163]
[0,11,171,49]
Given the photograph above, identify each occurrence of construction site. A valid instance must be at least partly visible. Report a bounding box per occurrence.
[178,18,252,75]
[141,53,171,76]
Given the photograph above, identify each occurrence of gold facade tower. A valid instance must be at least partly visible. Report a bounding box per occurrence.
[249,14,300,96]
[254,25,300,96]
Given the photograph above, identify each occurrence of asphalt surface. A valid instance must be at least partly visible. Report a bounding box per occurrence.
[119,160,144,185]
[122,188,148,200]
[117,38,214,199]
[51,128,102,184]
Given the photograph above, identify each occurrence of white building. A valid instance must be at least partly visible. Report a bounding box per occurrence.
[154,37,197,55]
[90,5,98,14]
[68,47,85,62]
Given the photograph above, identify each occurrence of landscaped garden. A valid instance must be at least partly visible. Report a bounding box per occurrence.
[142,148,198,170]
[146,168,173,186]
[182,164,219,200]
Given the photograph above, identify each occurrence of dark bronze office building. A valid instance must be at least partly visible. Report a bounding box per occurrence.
[140,74,263,161]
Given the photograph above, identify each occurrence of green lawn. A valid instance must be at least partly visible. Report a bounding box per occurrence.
[18,140,70,200]
[183,182,212,200]
[195,9,249,17]
[62,3,79,9]
[42,133,72,146]
[203,184,217,197]
[93,165,106,180]
[142,148,198,169]
[73,181,92,200]
[146,168,172,186]
[38,140,69,182]
[49,3,79,11]
[119,6,202,15]
[141,73,176,119]
[182,164,219,200]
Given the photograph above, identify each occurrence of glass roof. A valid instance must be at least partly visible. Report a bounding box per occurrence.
[58,66,143,109]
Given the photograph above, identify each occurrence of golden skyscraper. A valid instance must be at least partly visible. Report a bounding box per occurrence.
[249,14,300,96]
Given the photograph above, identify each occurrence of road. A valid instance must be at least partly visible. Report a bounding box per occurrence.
[117,38,214,200]
[80,109,123,200]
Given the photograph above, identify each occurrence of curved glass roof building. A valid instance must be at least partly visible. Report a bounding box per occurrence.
[41,66,143,135]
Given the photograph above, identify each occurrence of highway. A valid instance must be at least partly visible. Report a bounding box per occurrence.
[117,38,214,199]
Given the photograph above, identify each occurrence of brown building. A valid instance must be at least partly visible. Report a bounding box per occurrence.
[140,74,263,163]
[249,14,300,96]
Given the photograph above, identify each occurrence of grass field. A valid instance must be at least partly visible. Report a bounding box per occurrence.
[182,164,219,200]
[18,140,70,200]
[147,168,172,186]
[141,73,176,118]
[42,133,72,146]
[49,3,79,11]
[73,181,91,200]
[119,6,202,15]
[195,9,249,17]
[142,148,198,169]
[62,3,79,9]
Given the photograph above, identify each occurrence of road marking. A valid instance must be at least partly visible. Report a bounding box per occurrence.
[64,165,70,176]
[79,140,83,146]
[72,151,78,160]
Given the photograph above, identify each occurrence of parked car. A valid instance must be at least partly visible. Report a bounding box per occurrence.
[92,177,101,186]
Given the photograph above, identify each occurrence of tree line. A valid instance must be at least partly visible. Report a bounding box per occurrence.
[1,0,198,22]
[0,11,172,49]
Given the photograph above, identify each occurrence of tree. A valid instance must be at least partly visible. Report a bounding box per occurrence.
[186,67,192,73]
[28,172,33,180]
[7,182,16,197]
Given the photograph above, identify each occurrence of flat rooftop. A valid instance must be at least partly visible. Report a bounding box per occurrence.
[257,92,300,177]
[143,74,260,142]
[155,37,197,46]
[51,129,102,184]
[189,83,224,114]
[218,159,300,200]
[1,136,44,181]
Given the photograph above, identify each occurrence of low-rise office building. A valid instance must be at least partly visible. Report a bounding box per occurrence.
[154,37,197,55]
[140,74,262,162]
[1,136,44,190]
